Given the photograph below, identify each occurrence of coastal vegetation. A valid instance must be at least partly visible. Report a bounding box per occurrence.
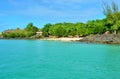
[42,20,105,37]
[1,1,120,43]
[41,1,120,38]
[2,23,39,38]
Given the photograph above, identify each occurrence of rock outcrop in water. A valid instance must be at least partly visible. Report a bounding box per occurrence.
[80,34,120,44]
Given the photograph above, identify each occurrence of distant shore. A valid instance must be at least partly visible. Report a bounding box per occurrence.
[1,34,120,44]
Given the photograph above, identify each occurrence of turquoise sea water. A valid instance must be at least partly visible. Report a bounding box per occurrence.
[0,40,120,79]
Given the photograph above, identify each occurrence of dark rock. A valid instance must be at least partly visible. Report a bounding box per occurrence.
[80,34,120,44]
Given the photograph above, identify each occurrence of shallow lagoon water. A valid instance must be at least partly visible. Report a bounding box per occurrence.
[0,40,120,79]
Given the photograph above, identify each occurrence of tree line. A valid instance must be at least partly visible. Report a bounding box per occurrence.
[42,1,120,37]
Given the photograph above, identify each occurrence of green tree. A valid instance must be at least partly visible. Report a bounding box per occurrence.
[111,21,120,34]
[102,1,120,33]
[54,26,66,37]
[42,23,52,37]
[25,22,39,37]
[25,22,38,32]
[102,1,119,16]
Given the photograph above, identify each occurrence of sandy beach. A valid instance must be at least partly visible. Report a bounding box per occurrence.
[41,37,83,41]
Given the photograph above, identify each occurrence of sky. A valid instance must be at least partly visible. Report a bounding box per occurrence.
[0,0,120,32]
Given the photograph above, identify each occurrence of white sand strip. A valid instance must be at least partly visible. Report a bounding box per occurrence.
[41,37,83,41]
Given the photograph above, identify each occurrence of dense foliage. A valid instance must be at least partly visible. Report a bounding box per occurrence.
[2,23,39,38]
[42,20,106,37]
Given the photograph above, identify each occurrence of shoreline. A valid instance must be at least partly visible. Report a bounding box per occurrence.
[0,37,83,42]
[1,34,120,44]
[40,34,120,44]
[40,37,83,42]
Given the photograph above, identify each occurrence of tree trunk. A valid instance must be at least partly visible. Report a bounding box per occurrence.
[114,30,117,34]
